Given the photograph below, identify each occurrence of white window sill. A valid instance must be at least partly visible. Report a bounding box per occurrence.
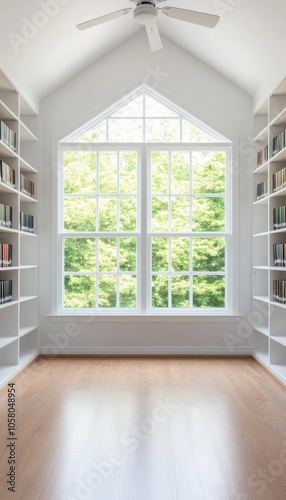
[47,314,241,323]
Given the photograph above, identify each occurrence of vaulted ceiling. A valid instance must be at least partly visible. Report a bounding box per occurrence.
[1,0,286,110]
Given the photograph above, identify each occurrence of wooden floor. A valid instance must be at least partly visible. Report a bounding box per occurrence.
[1,357,286,500]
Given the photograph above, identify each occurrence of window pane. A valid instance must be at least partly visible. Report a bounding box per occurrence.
[99,152,117,194]
[152,238,169,272]
[146,119,180,142]
[192,151,225,193]
[171,238,189,272]
[182,119,216,142]
[172,197,190,232]
[193,238,225,272]
[64,151,96,194]
[99,197,117,232]
[112,95,143,117]
[109,119,143,142]
[99,275,117,307]
[145,95,178,117]
[120,238,136,272]
[119,275,137,308]
[64,197,96,232]
[152,197,169,232]
[120,152,137,194]
[171,151,189,194]
[152,275,169,308]
[120,197,137,232]
[193,275,225,307]
[64,275,95,308]
[151,151,169,194]
[192,197,225,232]
[98,238,117,272]
[76,121,107,142]
[172,276,190,308]
[64,238,95,272]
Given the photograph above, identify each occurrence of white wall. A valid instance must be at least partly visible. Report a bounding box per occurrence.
[39,31,253,355]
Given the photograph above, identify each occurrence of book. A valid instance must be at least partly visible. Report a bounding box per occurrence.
[20,173,35,198]
[0,120,17,153]
[0,280,12,304]
[0,243,12,267]
[0,203,12,228]
[0,160,16,188]
[20,211,34,233]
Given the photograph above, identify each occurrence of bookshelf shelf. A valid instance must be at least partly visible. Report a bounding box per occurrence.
[0,181,17,194]
[0,336,18,349]
[0,140,18,158]
[0,100,18,120]
[270,186,286,197]
[271,146,286,162]
[271,336,286,347]
[20,121,37,142]
[20,158,37,174]
[253,325,269,337]
[253,126,268,143]
[253,295,269,303]
[269,107,286,128]
[19,191,37,203]
[253,162,268,174]
[0,69,38,388]
[253,231,268,238]
[19,326,37,338]
[19,295,37,303]
[253,197,268,205]
[0,267,18,272]
[0,300,18,310]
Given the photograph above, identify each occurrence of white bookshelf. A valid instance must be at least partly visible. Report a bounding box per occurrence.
[252,75,286,384]
[0,69,38,388]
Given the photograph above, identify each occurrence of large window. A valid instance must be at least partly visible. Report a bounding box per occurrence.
[58,88,231,313]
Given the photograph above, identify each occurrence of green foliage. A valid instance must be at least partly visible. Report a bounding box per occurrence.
[63,147,227,309]
[193,276,225,308]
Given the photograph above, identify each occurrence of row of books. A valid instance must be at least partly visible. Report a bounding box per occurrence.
[0,280,12,304]
[0,204,12,228]
[273,280,286,304]
[273,243,286,267]
[256,180,268,200]
[20,174,35,199]
[257,145,268,167]
[273,206,286,230]
[272,129,286,157]
[0,160,16,189]
[272,167,286,193]
[20,212,34,233]
[0,243,12,267]
[0,120,17,153]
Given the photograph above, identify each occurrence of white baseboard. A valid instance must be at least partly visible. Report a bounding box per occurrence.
[38,346,253,356]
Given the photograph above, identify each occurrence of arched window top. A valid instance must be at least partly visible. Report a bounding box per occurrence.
[65,86,229,144]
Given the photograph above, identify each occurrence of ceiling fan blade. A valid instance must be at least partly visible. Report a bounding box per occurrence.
[160,7,219,28]
[76,8,132,30]
[144,18,163,52]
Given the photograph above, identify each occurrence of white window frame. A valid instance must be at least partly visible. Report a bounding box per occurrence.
[57,141,232,315]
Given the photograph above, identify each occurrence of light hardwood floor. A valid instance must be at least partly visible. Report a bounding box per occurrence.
[1,356,286,500]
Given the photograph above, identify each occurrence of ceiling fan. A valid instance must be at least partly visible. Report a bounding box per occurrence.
[76,1,220,52]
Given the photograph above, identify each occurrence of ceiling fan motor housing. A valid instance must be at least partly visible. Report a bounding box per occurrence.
[133,2,158,25]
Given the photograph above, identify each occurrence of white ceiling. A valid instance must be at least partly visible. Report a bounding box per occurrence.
[1,0,286,110]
